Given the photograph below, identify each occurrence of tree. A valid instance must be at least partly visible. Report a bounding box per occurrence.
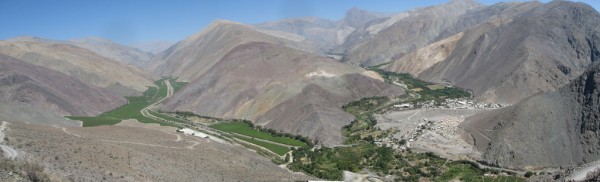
[525,171,534,178]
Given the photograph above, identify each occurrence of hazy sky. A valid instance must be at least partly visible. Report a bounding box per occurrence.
[0,0,597,44]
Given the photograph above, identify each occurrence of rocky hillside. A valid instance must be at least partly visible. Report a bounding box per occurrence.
[461,62,600,169]
[149,20,315,81]
[384,1,600,104]
[0,55,125,117]
[163,42,403,145]
[0,39,154,96]
[337,0,483,67]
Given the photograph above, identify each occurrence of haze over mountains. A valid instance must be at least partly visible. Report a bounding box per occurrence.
[3,0,600,180]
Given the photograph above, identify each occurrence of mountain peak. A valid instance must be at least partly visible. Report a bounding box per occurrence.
[342,7,390,28]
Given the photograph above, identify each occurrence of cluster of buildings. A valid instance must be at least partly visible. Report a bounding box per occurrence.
[441,98,505,109]
[389,98,506,112]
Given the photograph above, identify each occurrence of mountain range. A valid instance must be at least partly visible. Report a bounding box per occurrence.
[3,0,600,179]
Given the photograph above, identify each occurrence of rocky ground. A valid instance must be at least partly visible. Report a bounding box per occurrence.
[2,120,313,181]
[375,108,486,160]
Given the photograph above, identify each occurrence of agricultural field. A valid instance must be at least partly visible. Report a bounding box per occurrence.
[233,136,290,155]
[373,68,471,103]
[170,79,187,93]
[209,122,307,147]
[67,78,177,127]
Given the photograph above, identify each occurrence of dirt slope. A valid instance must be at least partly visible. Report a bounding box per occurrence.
[0,55,125,116]
[0,39,154,96]
[4,121,312,181]
[149,20,315,81]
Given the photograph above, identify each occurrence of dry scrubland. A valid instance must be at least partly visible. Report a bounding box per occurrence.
[3,121,312,181]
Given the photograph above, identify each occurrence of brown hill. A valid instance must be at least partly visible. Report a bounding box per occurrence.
[0,39,154,96]
[163,42,403,145]
[149,20,315,81]
[0,55,125,117]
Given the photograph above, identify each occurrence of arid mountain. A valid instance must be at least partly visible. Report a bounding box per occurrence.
[149,20,315,81]
[388,1,600,104]
[162,42,403,145]
[0,39,154,96]
[384,2,542,76]
[129,41,176,54]
[68,37,154,66]
[0,55,125,117]
[338,0,483,66]
[253,8,389,52]
[461,62,600,169]
[9,36,154,67]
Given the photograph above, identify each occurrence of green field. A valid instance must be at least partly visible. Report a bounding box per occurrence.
[233,136,290,155]
[67,78,180,127]
[171,80,187,93]
[372,68,471,103]
[210,122,307,147]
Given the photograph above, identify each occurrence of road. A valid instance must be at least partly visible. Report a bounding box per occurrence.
[140,79,175,122]
[138,79,292,158]
[0,121,17,159]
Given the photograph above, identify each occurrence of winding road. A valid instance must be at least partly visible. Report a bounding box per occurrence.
[140,79,174,122]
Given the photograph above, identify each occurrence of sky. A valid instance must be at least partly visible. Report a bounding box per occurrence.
[0,0,597,45]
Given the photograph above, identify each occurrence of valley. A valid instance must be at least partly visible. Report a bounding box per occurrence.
[2,0,600,181]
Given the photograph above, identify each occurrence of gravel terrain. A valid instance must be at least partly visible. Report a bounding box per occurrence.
[4,120,313,181]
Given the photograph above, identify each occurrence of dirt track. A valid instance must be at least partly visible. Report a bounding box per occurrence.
[5,121,314,181]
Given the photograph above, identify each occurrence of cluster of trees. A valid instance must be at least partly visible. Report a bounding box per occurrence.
[341,96,390,144]
[372,68,471,102]
[289,145,474,181]
[250,122,314,147]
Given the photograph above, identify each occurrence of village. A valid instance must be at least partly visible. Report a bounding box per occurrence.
[390,98,505,111]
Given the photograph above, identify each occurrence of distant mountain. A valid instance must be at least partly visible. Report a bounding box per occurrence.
[68,37,154,66]
[149,20,316,81]
[8,36,154,67]
[253,7,390,52]
[461,61,600,169]
[0,38,154,96]
[129,41,175,54]
[162,42,403,145]
[337,0,483,66]
[386,1,600,104]
[0,55,125,117]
